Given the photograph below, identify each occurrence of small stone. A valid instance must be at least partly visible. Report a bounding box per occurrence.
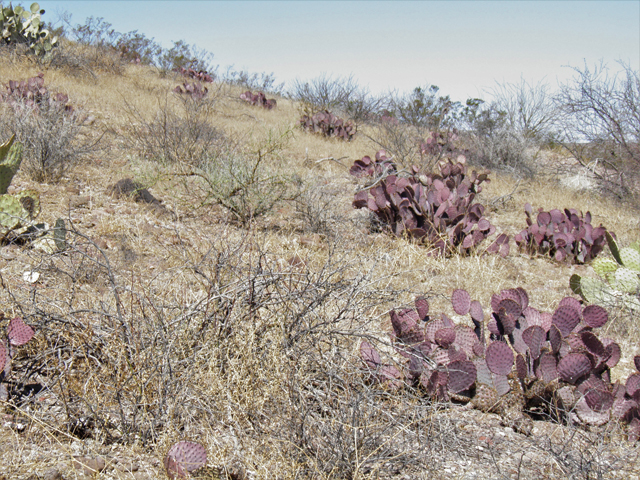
[43,468,64,480]
[69,195,91,208]
[73,456,106,476]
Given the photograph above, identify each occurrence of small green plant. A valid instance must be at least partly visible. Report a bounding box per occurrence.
[570,232,640,311]
[0,2,57,57]
[189,128,299,225]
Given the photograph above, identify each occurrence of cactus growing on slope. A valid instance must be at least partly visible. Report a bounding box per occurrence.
[240,90,277,110]
[0,135,41,238]
[0,134,23,194]
[0,315,36,401]
[361,286,640,438]
[164,440,207,479]
[570,232,640,311]
[351,152,509,257]
[299,110,355,141]
[515,203,608,263]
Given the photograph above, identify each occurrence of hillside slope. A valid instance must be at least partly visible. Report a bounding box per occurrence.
[0,49,639,479]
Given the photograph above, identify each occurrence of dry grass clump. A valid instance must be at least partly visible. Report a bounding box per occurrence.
[1,46,640,479]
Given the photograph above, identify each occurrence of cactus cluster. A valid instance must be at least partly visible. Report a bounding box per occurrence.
[240,90,277,110]
[361,287,640,439]
[571,232,640,311]
[173,82,208,100]
[419,130,459,157]
[164,441,207,479]
[1,73,72,113]
[299,110,355,141]
[0,2,57,56]
[175,66,214,83]
[0,315,35,401]
[351,152,509,257]
[514,203,607,263]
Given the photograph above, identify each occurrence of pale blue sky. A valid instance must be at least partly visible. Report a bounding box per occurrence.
[41,1,640,101]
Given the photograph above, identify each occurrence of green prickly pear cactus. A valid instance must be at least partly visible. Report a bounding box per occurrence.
[571,231,640,311]
[0,134,24,195]
[0,135,43,239]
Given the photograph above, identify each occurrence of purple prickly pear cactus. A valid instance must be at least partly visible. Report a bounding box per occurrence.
[164,441,207,479]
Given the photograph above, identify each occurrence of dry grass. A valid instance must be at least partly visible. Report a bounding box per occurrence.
[0,49,640,479]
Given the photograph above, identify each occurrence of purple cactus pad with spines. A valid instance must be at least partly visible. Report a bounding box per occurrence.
[390,309,424,345]
[558,297,582,311]
[447,360,477,393]
[360,341,381,370]
[580,331,606,357]
[435,327,456,348]
[549,325,563,354]
[515,354,528,379]
[492,373,511,396]
[7,317,34,346]
[611,397,638,421]
[537,352,558,383]
[485,341,514,376]
[582,305,609,328]
[552,305,581,337]
[603,341,621,368]
[635,355,640,372]
[415,296,429,320]
[497,298,522,320]
[0,342,6,372]
[454,325,480,358]
[522,326,545,359]
[626,374,640,398]
[496,310,517,335]
[451,289,471,315]
[469,300,484,323]
[164,441,207,479]
[425,318,445,344]
[557,353,592,384]
[575,396,611,426]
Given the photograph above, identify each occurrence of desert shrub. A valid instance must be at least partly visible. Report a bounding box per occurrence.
[123,90,225,166]
[365,85,466,170]
[156,39,214,74]
[289,73,386,123]
[351,151,510,257]
[188,128,300,225]
[555,61,640,202]
[0,73,99,181]
[221,66,284,95]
